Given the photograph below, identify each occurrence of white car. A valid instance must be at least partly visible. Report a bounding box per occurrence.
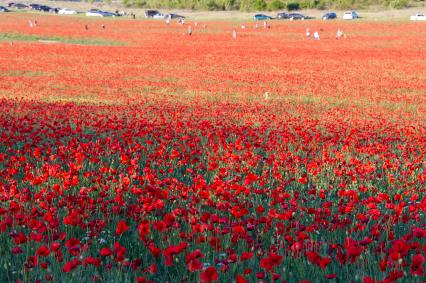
[58,8,77,15]
[85,9,118,17]
[152,13,166,19]
[343,11,359,20]
[86,9,102,17]
[410,13,426,21]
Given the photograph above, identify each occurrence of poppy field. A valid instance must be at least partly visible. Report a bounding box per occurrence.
[0,13,425,283]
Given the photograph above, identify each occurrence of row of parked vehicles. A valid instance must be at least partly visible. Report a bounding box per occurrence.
[144,10,185,20]
[1,3,126,17]
[255,10,426,21]
[1,4,425,21]
[254,11,360,21]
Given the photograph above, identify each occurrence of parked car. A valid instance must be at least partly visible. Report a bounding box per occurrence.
[0,5,11,12]
[0,6,11,12]
[58,8,78,15]
[29,3,41,10]
[253,14,273,20]
[30,4,52,12]
[8,2,27,9]
[86,10,103,17]
[276,12,289,19]
[165,13,185,20]
[145,10,160,18]
[410,13,426,21]
[49,7,59,13]
[86,9,115,17]
[322,12,336,20]
[40,5,53,12]
[152,13,166,19]
[37,5,51,12]
[343,11,359,20]
[288,13,305,20]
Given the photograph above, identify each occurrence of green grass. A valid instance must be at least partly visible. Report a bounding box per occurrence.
[0,33,125,46]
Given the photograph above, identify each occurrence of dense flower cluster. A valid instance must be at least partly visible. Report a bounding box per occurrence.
[0,13,424,283]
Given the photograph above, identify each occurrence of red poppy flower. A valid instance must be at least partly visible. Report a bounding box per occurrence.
[36,245,50,257]
[115,220,129,235]
[236,274,247,283]
[201,266,218,282]
[100,247,113,257]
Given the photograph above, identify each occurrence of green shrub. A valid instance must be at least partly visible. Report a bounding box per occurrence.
[253,0,267,10]
[388,0,409,8]
[286,2,300,10]
[239,0,267,11]
[332,0,356,9]
[268,0,285,10]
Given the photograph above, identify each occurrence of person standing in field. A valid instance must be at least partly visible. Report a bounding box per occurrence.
[314,31,320,40]
[85,24,88,31]
[28,20,33,28]
[306,28,310,37]
[232,29,237,39]
[188,25,192,36]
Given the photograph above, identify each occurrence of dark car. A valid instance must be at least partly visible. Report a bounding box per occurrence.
[277,12,289,19]
[145,10,160,18]
[9,3,28,9]
[253,14,273,20]
[288,13,305,20]
[29,3,41,9]
[29,4,52,12]
[322,12,337,20]
[0,6,11,12]
[165,13,185,20]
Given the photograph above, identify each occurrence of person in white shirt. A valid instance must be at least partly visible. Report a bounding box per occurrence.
[314,31,320,40]
[306,28,310,37]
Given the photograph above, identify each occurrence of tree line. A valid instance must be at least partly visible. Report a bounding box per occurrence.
[118,0,416,11]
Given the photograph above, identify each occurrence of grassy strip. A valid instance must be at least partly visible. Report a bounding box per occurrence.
[0,32,125,46]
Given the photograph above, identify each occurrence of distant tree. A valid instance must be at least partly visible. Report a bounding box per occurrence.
[286,2,300,10]
[268,0,285,10]
[388,0,409,8]
[119,0,418,11]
